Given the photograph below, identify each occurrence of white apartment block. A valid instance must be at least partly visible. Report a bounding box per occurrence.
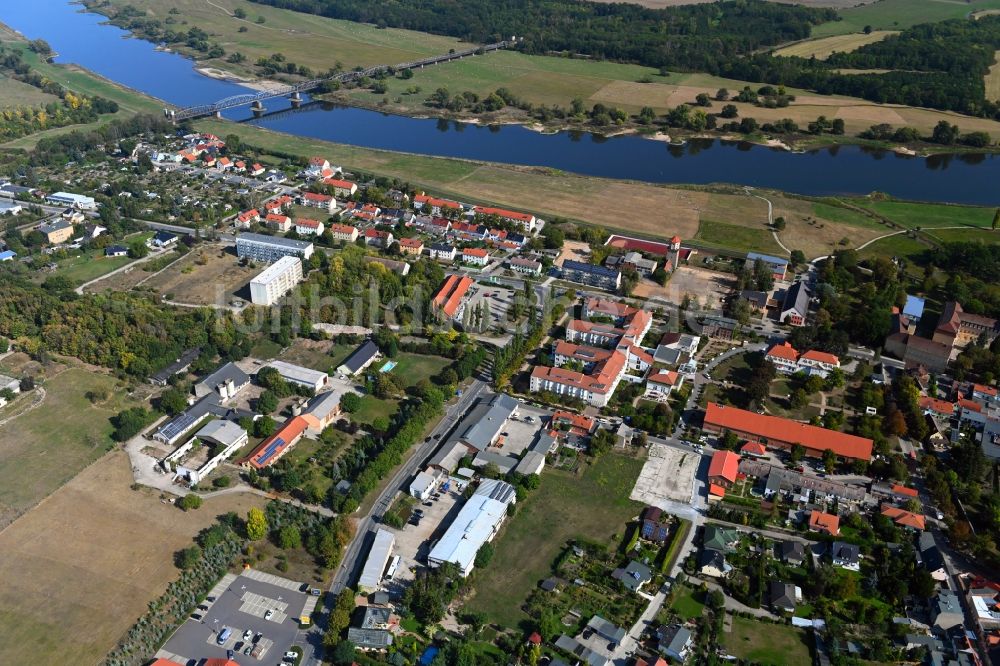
[249,255,303,306]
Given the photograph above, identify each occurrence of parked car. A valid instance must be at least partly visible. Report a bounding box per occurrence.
[265,609,274,620]
[243,629,253,641]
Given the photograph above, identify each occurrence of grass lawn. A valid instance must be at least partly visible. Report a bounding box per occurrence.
[925,227,1000,244]
[353,395,399,425]
[0,72,59,108]
[774,32,898,60]
[723,615,812,665]
[856,199,999,229]
[811,0,1000,37]
[671,585,705,620]
[251,337,283,360]
[857,232,930,262]
[463,452,645,629]
[812,202,884,231]
[0,365,142,527]
[43,232,152,285]
[694,219,783,255]
[386,353,449,387]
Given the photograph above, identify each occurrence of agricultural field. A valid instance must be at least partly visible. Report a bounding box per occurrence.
[0,71,59,108]
[853,199,999,229]
[463,453,645,628]
[341,51,1000,138]
[96,0,465,77]
[0,450,265,666]
[773,31,898,59]
[142,245,258,305]
[695,219,783,255]
[723,615,812,665]
[811,0,1000,37]
[0,360,144,528]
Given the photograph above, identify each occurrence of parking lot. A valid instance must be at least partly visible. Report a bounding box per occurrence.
[155,569,313,665]
[382,481,466,586]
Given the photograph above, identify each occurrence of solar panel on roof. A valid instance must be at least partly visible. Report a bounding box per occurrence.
[256,437,286,465]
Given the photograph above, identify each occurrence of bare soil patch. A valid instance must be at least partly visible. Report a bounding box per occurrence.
[654,265,736,309]
[144,245,258,305]
[0,451,265,665]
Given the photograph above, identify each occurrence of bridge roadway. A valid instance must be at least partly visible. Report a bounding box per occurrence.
[169,41,511,122]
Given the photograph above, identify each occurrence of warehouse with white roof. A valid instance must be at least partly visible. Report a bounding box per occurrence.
[358,528,396,592]
[428,479,516,576]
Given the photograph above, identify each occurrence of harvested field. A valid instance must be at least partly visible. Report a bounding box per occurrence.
[987,51,1000,103]
[0,451,266,665]
[774,32,898,60]
[0,363,142,528]
[143,245,258,305]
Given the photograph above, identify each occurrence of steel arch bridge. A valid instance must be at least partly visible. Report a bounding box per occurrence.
[167,41,512,122]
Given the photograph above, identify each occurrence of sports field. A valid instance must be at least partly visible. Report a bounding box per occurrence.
[463,453,645,628]
[774,31,898,59]
[811,0,1000,37]
[0,451,265,665]
[0,361,143,528]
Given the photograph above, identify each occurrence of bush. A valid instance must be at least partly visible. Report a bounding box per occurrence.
[178,493,203,511]
[212,475,231,488]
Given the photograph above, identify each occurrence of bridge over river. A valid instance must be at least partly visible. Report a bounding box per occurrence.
[166,41,512,122]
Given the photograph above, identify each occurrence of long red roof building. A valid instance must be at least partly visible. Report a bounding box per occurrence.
[703,402,873,461]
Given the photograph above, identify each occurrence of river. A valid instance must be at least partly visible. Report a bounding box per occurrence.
[2,0,1000,205]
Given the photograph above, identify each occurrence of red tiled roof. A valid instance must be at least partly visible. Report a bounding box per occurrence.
[150,660,184,666]
[741,441,767,456]
[399,237,424,248]
[555,340,614,364]
[808,510,840,535]
[415,193,460,209]
[974,383,998,397]
[881,505,926,530]
[329,223,357,235]
[891,484,919,498]
[708,483,727,498]
[463,248,488,258]
[296,218,321,228]
[959,398,983,413]
[708,450,739,484]
[309,156,328,165]
[531,351,626,395]
[766,342,799,362]
[266,213,289,224]
[528,632,542,645]
[432,274,474,318]
[245,416,309,470]
[647,370,679,386]
[551,410,595,434]
[800,349,840,366]
[704,402,873,461]
[324,178,356,190]
[605,234,672,256]
[474,205,534,222]
[303,191,333,202]
[919,396,955,415]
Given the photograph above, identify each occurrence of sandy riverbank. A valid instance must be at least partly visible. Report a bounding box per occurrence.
[195,66,285,92]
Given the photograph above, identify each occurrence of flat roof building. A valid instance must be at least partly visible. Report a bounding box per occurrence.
[428,479,516,576]
[459,393,519,451]
[45,191,96,210]
[561,259,621,291]
[249,255,303,306]
[236,232,314,263]
[263,360,328,393]
[358,528,395,592]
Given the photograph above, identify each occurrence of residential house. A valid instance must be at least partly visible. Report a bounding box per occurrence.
[427,243,456,261]
[703,525,739,552]
[265,213,292,233]
[299,191,336,213]
[644,370,681,402]
[105,245,128,258]
[919,532,948,582]
[472,205,537,232]
[741,441,767,458]
[657,625,692,662]
[249,163,265,176]
[462,247,489,266]
[881,505,926,531]
[769,581,801,613]
[323,178,358,198]
[765,342,841,377]
[347,606,394,652]
[337,339,381,377]
[701,315,739,340]
[236,209,260,228]
[932,589,965,630]
[831,541,860,571]
[611,560,652,593]
[328,223,358,243]
[364,229,394,248]
[431,274,474,320]
[707,450,740,497]
[151,231,178,248]
[739,289,769,314]
[294,218,324,236]
[808,510,841,536]
[780,540,805,566]
[414,192,461,215]
[699,548,731,578]
[508,257,542,276]
[640,506,671,543]
[398,237,424,256]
